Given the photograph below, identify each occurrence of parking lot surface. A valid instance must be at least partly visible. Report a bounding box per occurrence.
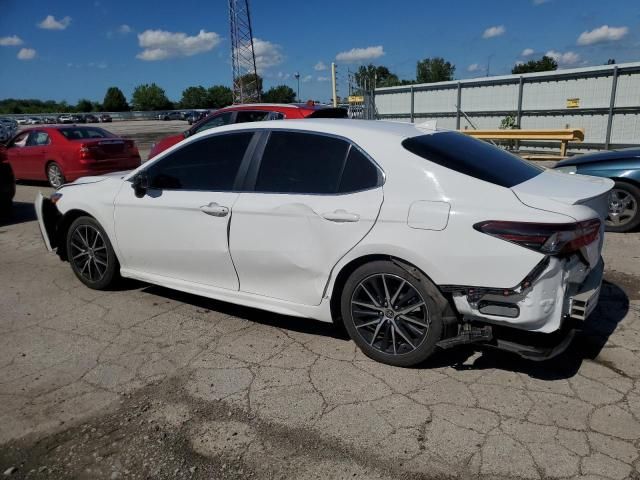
[1,180,640,478]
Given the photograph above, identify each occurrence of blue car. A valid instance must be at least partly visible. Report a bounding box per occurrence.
[554,148,640,232]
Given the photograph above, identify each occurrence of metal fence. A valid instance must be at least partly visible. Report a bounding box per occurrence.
[374,62,640,152]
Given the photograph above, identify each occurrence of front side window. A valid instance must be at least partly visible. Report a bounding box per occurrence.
[255,131,375,194]
[10,131,29,148]
[235,111,270,123]
[402,132,543,188]
[194,112,234,134]
[146,132,253,191]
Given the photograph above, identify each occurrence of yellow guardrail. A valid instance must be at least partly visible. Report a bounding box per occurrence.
[460,128,585,157]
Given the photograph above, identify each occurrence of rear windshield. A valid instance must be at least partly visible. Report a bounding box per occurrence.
[58,127,115,140]
[402,132,542,188]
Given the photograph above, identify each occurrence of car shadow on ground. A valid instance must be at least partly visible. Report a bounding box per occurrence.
[0,201,37,227]
[142,285,348,340]
[138,280,629,379]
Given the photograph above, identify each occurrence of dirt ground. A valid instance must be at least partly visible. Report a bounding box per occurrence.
[1,123,639,479]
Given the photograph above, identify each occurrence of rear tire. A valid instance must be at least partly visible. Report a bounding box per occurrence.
[46,162,65,189]
[340,260,446,367]
[606,181,640,233]
[66,216,120,290]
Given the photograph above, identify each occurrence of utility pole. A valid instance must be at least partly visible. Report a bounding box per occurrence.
[294,72,300,102]
[331,62,338,107]
[228,0,260,103]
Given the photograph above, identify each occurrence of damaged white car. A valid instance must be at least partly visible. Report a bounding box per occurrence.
[35,119,612,366]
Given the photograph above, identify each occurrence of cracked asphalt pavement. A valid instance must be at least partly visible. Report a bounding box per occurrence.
[1,182,640,480]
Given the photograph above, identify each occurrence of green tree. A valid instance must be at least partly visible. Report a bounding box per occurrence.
[236,73,263,102]
[207,85,233,108]
[102,87,129,112]
[416,57,455,83]
[355,64,401,88]
[262,85,296,103]
[180,86,209,109]
[511,56,557,74]
[131,83,172,111]
[76,98,93,112]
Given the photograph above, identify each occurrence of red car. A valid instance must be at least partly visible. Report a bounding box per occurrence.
[5,126,141,188]
[148,103,347,159]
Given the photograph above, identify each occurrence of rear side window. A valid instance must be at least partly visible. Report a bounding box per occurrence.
[338,147,380,193]
[146,132,253,191]
[402,132,542,188]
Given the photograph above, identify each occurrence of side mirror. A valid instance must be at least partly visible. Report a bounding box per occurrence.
[183,130,191,139]
[132,172,149,198]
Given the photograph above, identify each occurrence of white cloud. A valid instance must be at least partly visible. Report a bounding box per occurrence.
[467,63,482,72]
[38,15,72,30]
[0,35,23,46]
[533,0,551,4]
[302,74,313,83]
[335,45,384,63]
[521,48,535,57]
[482,25,505,39]
[314,61,327,71]
[577,25,628,46]
[277,71,290,80]
[515,60,524,66]
[317,76,330,82]
[252,38,284,71]
[137,29,221,61]
[17,48,36,60]
[118,24,132,34]
[546,50,580,66]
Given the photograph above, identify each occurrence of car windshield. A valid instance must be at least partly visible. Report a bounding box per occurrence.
[402,132,543,188]
[58,127,116,140]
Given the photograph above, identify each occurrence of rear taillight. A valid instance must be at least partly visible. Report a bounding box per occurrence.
[79,143,93,160]
[474,219,601,256]
[125,140,139,155]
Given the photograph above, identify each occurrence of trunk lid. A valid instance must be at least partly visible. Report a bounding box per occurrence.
[75,138,133,159]
[511,170,614,267]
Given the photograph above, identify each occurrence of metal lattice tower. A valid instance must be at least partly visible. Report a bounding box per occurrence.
[228,0,260,103]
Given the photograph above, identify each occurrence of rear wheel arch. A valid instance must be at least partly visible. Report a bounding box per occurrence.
[329,254,454,327]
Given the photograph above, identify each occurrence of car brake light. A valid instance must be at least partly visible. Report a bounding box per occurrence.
[474,219,601,256]
[79,144,93,159]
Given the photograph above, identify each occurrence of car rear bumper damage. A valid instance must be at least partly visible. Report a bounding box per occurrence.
[440,254,604,360]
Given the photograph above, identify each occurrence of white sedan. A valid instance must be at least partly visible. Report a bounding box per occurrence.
[35,119,612,366]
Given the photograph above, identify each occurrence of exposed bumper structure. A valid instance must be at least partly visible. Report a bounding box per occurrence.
[35,192,59,253]
[443,254,604,360]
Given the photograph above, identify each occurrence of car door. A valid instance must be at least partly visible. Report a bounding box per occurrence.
[23,130,50,179]
[229,130,384,305]
[113,131,257,290]
[5,131,31,179]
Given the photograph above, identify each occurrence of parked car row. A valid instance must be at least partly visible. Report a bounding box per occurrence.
[0,118,19,143]
[12,114,113,126]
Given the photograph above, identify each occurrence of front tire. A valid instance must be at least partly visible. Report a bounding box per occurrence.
[340,260,446,367]
[606,181,640,233]
[46,162,65,189]
[66,216,119,289]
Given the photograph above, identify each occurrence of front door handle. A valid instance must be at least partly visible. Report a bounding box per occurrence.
[200,202,229,217]
[321,209,360,223]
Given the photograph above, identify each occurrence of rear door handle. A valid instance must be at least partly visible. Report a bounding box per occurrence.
[321,209,360,223]
[200,202,229,217]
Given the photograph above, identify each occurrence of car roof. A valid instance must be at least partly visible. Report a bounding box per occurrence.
[218,103,333,113]
[193,118,439,144]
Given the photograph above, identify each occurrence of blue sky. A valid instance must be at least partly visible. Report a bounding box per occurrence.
[0,0,638,105]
